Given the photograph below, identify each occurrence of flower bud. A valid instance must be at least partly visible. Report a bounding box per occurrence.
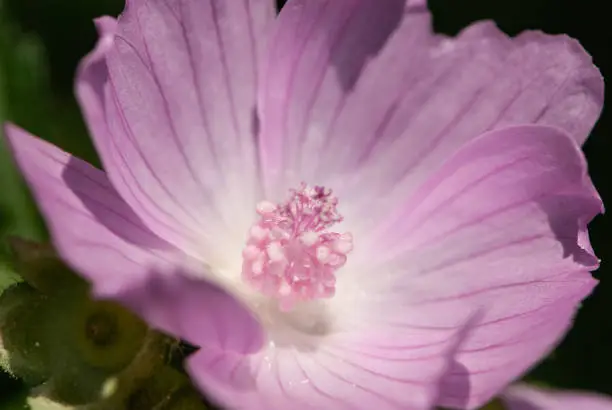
[0,282,52,385]
[123,366,206,410]
[480,399,508,410]
[1,239,148,404]
[1,238,209,409]
[27,396,74,410]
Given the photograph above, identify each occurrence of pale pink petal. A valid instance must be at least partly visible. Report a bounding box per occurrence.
[502,384,612,410]
[118,271,263,354]
[366,125,600,409]
[75,16,116,164]
[3,123,263,350]
[258,0,603,214]
[186,303,477,410]
[3,123,171,297]
[259,3,602,404]
[76,0,276,258]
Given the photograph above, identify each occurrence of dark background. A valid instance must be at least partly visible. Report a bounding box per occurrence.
[0,0,610,405]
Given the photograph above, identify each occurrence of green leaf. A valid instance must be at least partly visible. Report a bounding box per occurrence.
[0,13,47,242]
[0,262,20,294]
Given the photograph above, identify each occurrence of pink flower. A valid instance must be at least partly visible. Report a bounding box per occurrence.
[502,385,612,410]
[4,0,604,409]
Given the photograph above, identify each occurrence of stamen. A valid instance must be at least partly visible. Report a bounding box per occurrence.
[242,183,353,311]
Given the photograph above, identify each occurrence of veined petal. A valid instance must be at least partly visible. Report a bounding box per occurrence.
[367,125,601,409]
[3,123,171,297]
[76,0,276,260]
[502,384,612,410]
[186,304,477,410]
[118,271,264,354]
[74,15,199,251]
[3,124,262,349]
[258,0,603,220]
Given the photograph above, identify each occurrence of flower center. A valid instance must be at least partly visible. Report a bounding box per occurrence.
[242,183,353,312]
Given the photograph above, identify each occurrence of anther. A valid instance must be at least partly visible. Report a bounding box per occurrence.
[241,183,353,311]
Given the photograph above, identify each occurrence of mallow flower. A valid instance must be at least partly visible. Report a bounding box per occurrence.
[3,0,604,409]
[501,384,612,410]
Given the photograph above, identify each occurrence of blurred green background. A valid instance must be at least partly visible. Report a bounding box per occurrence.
[0,0,611,407]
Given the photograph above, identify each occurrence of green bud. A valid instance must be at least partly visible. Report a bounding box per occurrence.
[0,282,52,385]
[7,237,77,294]
[7,238,148,368]
[122,366,207,410]
[479,399,507,410]
[0,260,21,294]
[0,259,26,376]
[1,239,150,404]
[438,399,508,410]
[0,339,10,375]
[1,238,207,409]
[49,296,148,375]
[27,396,75,410]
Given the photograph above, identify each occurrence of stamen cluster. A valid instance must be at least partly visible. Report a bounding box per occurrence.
[242,184,353,311]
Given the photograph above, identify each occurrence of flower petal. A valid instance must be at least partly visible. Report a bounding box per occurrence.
[258,0,603,208]
[76,0,276,258]
[3,124,262,350]
[502,384,612,410]
[368,125,601,409]
[74,16,118,177]
[186,308,476,410]
[3,123,172,297]
[118,271,264,354]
